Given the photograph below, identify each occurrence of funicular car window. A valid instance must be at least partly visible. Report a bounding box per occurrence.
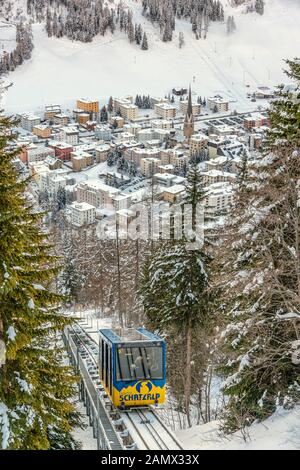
[116,346,163,381]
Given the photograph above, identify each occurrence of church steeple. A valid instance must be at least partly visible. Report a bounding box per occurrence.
[184,85,195,141]
[187,85,193,119]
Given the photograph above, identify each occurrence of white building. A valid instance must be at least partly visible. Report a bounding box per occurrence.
[204,182,234,214]
[95,125,112,141]
[115,131,135,143]
[71,202,96,227]
[39,170,67,196]
[22,144,56,165]
[154,103,177,119]
[19,113,41,132]
[55,126,79,145]
[137,129,155,143]
[201,170,236,186]
[76,180,120,208]
[154,173,185,187]
[140,157,162,177]
[151,119,172,130]
[207,95,229,113]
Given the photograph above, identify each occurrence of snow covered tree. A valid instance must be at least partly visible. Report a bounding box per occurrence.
[141,32,148,50]
[100,105,108,122]
[213,60,300,432]
[227,15,236,35]
[178,31,185,48]
[140,163,213,427]
[266,59,300,150]
[56,186,66,211]
[0,112,81,449]
[255,0,265,15]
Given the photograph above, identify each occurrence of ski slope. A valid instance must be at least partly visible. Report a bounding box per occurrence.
[1,0,300,113]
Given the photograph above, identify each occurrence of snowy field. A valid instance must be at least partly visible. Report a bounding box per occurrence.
[2,0,300,113]
[177,405,300,450]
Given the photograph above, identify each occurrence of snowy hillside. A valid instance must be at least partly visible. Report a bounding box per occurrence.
[1,0,300,112]
[177,406,300,450]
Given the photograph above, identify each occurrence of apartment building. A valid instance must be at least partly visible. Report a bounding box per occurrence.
[113,194,132,211]
[77,113,90,125]
[204,182,234,215]
[120,103,139,121]
[179,100,201,116]
[32,125,52,139]
[210,124,235,136]
[244,113,269,129]
[76,99,99,114]
[55,126,79,145]
[113,97,139,121]
[154,103,177,119]
[95,144,111,163]
[207,95,229,112]
[153,129,170,143]
[151,119,172,130]
[76,180,120,208]
[201,170,236,186]
[40,171,67,196]
[71,202,96,227]
[20,144,55,165]
[154,173,185,188]
[124,147,160,167]
[137,129,155,143]
[48,141,73,161]
[113,96,133,111]
[44,104,61,120]
[205,156,229,172]
[160,149,189,171]
[19,113,41,132]
[110,116,125,128]
[140,157,162,177]
[54,114,69,126]
[71,149,93,172]
[123,123,142,136]
[150,97,169,108]
[189,133,208,155]
[115,131,136,143]
[162,184,186,203]
[95,125,112,141]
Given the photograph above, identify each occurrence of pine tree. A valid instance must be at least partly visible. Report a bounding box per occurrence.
[179,31,185,48]
[0,112,81,449]
[266,59,300,150]
[107,96,114,113]
[213,59,300,432]
[141,32,148,50]
[255,0,265,15]
[140,163,213,427]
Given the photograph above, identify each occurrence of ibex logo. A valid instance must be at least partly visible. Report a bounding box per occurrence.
[0,340,6,367]
[291,340,300,365]
[136,381,153,393]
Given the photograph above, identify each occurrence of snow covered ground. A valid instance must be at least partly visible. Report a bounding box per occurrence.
[1,0,300,113]
[177,406,300,450]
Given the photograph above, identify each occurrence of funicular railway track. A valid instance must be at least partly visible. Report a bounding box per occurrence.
[63,322,183,451]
